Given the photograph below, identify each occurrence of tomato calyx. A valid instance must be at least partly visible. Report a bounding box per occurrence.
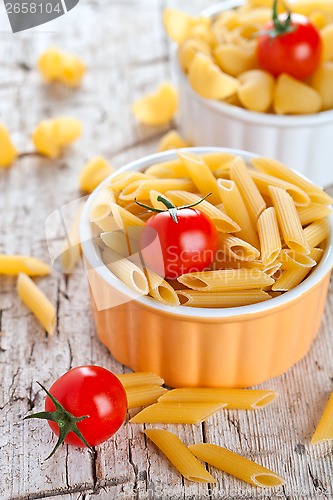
[135,193,212,224]
[24,382,93,459]
[258,0,296,39]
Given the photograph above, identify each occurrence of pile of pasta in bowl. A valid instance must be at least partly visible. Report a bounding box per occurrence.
[89,150,332,309]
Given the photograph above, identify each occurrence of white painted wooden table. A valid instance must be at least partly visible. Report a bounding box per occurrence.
[1,0,333,498]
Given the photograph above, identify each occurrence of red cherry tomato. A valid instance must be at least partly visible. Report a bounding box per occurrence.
[140,207,218,280]
[45,366,127,447]
[257,5,322,80]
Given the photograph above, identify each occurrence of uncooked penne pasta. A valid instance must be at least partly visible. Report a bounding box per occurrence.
[110,203,145,230]
[272,248,323,291]
[60,204,84,273]
[217,178,260,248]
[178,269,274,292]
[218,233,260,261]
[144,430,215,483]
[279,249,316,270]
[257,207,282,264]
[130,402,226,424]
[149,190,172,211]
[304,219,330,248]
[102,247,148,295]
[90,188,116,223]
[249,169,311,207]
[126,385,168,409]
[230,156,266,221]
[17,273,55,335]
[311,392,333,444]
[158,388,278,409]
[166,190,240,233]
[177,289,271,307]
[0,255,50,276]
[188,443,285,488]
[297,204,332,226]
[146,153,237,178]
[119,178,195,201]
[109,172,156,192]
[145,267,180,306]
[178,151,221,205]
[116,372,164,388]
[101,231,130,257]
[269,186,310,255]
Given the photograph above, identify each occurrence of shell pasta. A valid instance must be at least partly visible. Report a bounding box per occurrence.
[91,152,331,308]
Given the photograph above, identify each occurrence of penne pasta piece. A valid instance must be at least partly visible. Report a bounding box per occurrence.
[110,203,145,230]
[251,157,333,205]
[263,262,282,277]
[272,248,323,291]
[60,204,84,273]
[178,269,274,292]
[166,190,241,233]
[230,156,266,220]
[311,392,333,444]
[217,178,260,248]
[178,152,221,205]
[126,385,168,409]
[145,267,180,306]
[269,186,310,254]
[177,289,271,307]
[109,172,156,192]
[218,233,260,261]
[145,153,237,178]
[92,216,118,233]
[149,190,173,211]
[304,219,330,248]
[130,402,226,424]
[90,188,116,223]
[144,429,216,483]
[0,255,50,276]
[79,156,113,193]
[17,273,56,335]
[200,152,237,170]
[102,247,149,295]
[116,372,164,388]
[249,169,311,207]
[158,388,278,409]
[279,249,316,270]
[188,443,285,488]
[119,178,195,201]
[101,231,130,257]
[297,204,332,226]
[257,207,282,264]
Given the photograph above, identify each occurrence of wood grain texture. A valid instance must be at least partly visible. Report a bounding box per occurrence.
[0,0,333,499]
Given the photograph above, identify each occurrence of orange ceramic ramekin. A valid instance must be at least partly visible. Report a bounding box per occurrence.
[81,147,333,388]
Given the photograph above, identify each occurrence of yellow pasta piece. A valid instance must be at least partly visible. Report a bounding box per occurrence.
[177,289,271,307]
[79,156,114,193]
[145,430,216,483]
[272,248,323,291]
[130,402,226,424]
[60,205,84,274]
[163,9,194,43]
[274,74,322,114]
[309,11,329,29]
[158,388,278,409]
[166,190,240,233]
[230,156,266,221]
[119,178,194,202]
[297,203,332,226]
[102,247,149,295]
[237,69,275,112]
[304,219,330,248]
[217,178,260,248]
[0,255,50,276]
[279,249,316,270]
[38,47,85,87]
[214,43,258,77]
[32,117,82,159]
[311,392,333,444]
[178,151,221,205]
[189,443,285,488]
[116,372,164,388]
[321,24,333,60]
[0,123,18,168]
[269,186,310,254]
[157,130,190,152]
[90,188,116,224]
[132,82,178,126]
[17,273,56,335]
[218,233,260,261]
[287,0,333,17]
[187,22,216,47]
[178,38,211,72]
[257,207,282,264]
[188,52,240,100]
[101,231,130,257]
[145,268,180,307]
[312,62,333,110]
[110,203,146,231]
[126,385,168,409]
[178,269,274,292]
[109,172,155,192]
[249,169,311,206]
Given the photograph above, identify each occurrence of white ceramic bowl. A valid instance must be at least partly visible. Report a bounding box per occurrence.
[174,0,333,187]
[81,147,333,388]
